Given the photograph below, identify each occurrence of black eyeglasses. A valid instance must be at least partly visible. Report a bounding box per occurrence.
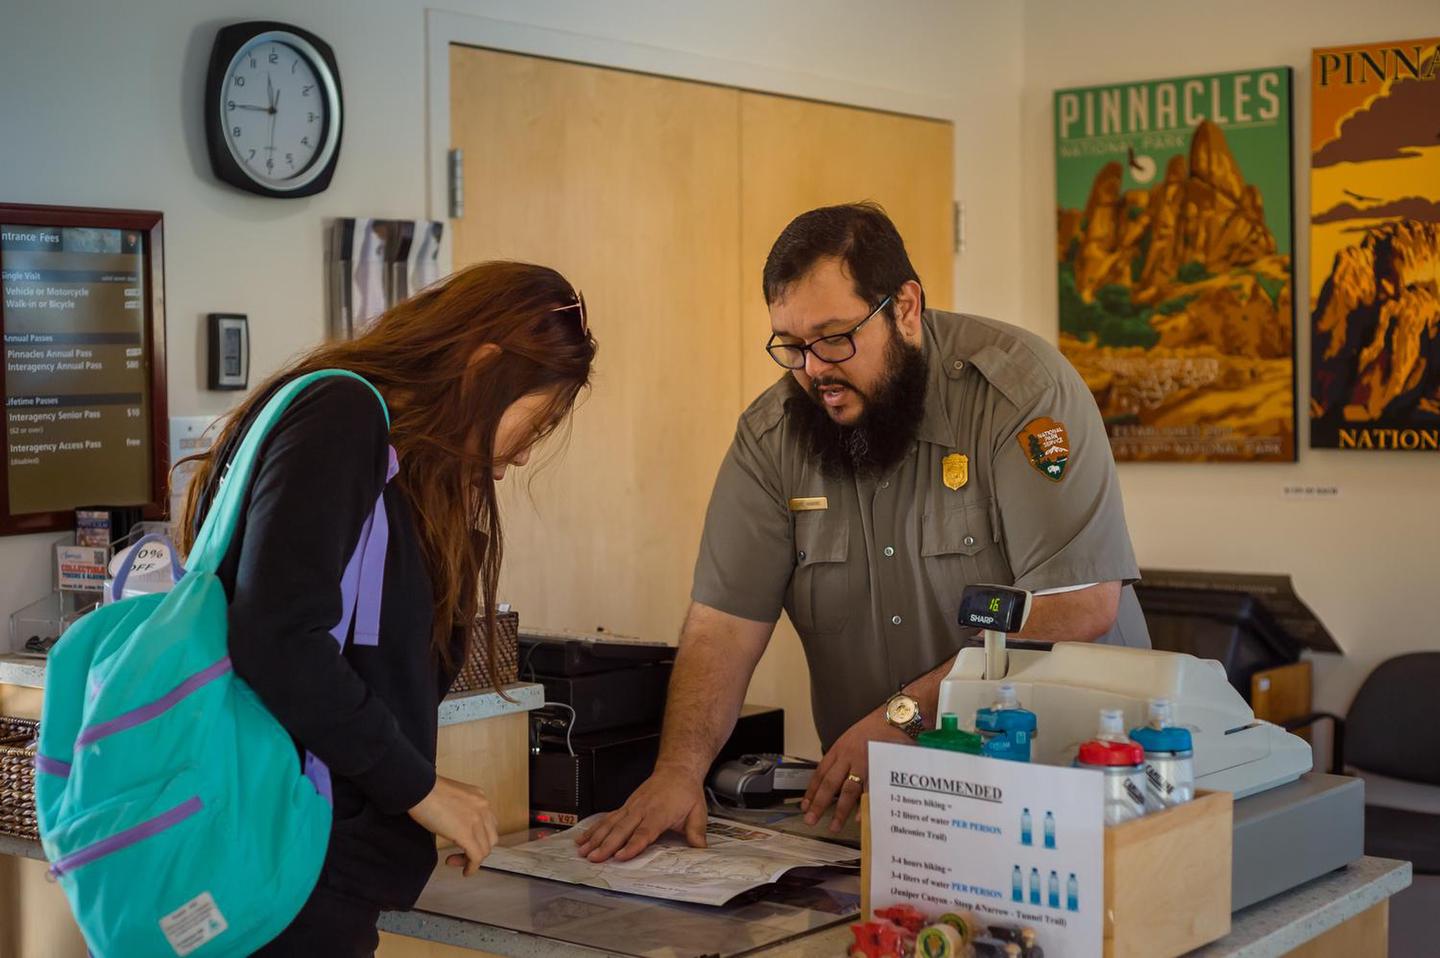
[765,295,892,370]
[551,289,588,335]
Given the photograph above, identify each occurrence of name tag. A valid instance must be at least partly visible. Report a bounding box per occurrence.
[788,497,828,512]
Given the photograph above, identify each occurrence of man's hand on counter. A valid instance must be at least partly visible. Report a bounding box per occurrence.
[573,767,708,863]
[408,775,500,877]
[801,708,914,833]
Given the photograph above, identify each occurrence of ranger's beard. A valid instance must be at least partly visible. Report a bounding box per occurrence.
[784,329,928,481]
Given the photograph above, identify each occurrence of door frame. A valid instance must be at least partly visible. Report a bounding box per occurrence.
[424,9,958,263]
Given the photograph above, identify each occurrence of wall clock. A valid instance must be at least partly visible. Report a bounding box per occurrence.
[204,22,343,197]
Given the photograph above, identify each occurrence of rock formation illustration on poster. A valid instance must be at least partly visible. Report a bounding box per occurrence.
[1309,37,1440,451]
[1053,68,1296,461]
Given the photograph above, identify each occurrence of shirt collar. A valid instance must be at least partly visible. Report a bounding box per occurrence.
[917,313,958,448]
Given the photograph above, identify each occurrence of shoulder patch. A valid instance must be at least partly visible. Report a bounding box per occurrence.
[1018,417,1070,481]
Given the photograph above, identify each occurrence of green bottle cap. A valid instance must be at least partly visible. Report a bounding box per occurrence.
[918,713,983,754]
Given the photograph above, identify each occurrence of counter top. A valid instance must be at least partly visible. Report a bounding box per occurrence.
[377,856,1412,958]
[1,823,1411,958]
[0,653,542,727]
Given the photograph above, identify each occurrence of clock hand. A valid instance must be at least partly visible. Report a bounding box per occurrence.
[234,104,268,112]
[266,71,273,113]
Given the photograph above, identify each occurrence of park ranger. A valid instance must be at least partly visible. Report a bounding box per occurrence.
[577,202,1149,863]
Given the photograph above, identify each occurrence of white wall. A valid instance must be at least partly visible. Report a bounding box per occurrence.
[1019,0,1440,722]
[0,1,1025,758]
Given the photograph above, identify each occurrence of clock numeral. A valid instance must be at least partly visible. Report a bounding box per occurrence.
[301,84,313,97]
[301,136,311,147]
[307,112,317,123]
[226,100,236,112]
[247,149,256,160]
[292,59,298,74]
[266,158,274,172]
[232,125,241,137]
[249,57,256,69]
[268,51,279,64]
[285,152,294,167]
[233,75,245,87]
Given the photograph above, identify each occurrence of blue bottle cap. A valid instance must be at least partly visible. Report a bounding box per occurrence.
[1130,724,1192,752]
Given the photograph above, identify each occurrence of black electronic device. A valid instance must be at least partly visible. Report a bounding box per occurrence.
[533,665,671,736]
[958,583,1031,633]
[206,314,249,390]
[530,721,661,827]
[1137,586,1302,701]
[205,21,344,198]
[518,628,674,676]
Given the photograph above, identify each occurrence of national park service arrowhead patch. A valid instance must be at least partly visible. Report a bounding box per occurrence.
[1018,417,1070,482]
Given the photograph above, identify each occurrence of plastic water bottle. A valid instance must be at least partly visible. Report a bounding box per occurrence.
[1067,872,1078,911]
[1047,870,1060,908]
[918,713,983,754]
[1012,864,1023,902]
[976,683,1038,762]
[1043,810,1055,849]
[1129,698,1195,811]
[1020,807,1033,846]
[1076,709,1147,825]
[1028,867,1040,905]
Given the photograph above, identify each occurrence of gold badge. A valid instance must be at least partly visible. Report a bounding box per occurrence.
[788,496,828,512]
[1018,417,1070,482]
[942,453,968,490]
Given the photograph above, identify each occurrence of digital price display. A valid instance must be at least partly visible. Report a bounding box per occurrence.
[0,206,167,535]
[958,584,1030,633]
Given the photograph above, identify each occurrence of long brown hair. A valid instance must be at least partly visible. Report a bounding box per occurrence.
[178,261,597,674]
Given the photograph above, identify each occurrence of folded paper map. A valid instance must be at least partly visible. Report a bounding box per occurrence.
[480,815,860,906]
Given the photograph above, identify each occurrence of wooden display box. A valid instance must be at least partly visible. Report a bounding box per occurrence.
[1104,790,1232,958]
[861,790,1233,958]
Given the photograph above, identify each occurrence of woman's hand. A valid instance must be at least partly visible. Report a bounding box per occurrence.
[407,775,500,876]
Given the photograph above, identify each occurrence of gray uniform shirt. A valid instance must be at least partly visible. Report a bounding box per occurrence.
[692,310,1150,749]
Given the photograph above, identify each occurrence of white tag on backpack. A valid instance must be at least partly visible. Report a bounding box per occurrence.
[160,891,229,956]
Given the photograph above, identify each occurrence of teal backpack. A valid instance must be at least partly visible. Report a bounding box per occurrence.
[37,370,395,957]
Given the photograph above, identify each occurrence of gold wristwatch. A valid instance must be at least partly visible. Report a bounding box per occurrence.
[884,692,925,740]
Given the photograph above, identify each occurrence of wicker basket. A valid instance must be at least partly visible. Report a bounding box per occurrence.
[451,609,519,693]
[0,716,39,841]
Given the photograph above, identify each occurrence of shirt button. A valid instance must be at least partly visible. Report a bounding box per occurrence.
[879,481,890,489]
[798,550,807,561]
[891,615,903,626]
[953,360,965,370]
[963,535,976,547]
[883,546,895,557]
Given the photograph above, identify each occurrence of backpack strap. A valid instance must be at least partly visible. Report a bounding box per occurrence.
[186,370,390,575]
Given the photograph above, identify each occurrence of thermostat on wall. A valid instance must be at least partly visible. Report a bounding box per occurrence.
[207,313,249,390]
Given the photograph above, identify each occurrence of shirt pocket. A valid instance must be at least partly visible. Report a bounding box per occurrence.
[789,514,851,636]
[920,500,1006,602]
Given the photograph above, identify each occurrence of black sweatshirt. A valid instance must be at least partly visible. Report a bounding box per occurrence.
[198,376,458,910]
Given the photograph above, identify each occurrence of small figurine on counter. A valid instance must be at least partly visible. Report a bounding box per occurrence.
[847,919,912,958]
[874,904,929,935]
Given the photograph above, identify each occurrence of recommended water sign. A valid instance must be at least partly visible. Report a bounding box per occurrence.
[869,742,1104,957]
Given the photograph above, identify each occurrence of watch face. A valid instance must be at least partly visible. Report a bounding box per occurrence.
[887,695,918,726]
[218,31,340,192]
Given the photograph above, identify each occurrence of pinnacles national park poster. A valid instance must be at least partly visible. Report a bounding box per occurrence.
[1309,38,1440,452]
[1054,68,1296,462]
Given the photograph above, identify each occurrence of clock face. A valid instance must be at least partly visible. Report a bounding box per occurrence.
[218,32,339,192]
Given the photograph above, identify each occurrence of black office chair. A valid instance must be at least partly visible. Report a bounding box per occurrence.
[1285,652,1440,958]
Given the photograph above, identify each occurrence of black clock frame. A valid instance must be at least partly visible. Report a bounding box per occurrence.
[204,21,344,198]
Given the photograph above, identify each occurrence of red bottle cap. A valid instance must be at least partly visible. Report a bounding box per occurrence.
[1077,738,1144,766]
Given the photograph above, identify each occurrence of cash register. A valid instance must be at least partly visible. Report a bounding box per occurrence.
[936,584,1364,910]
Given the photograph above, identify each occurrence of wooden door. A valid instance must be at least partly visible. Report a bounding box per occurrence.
[450,46,742,646]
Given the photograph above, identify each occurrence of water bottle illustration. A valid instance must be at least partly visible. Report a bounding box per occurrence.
[1012,865,1023,902]
[1029,867,1041,905]
[1048,870,1060,908]
[1043,810,1055,849]
[1067,872,1079,912]
[1021,807,1033,846]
